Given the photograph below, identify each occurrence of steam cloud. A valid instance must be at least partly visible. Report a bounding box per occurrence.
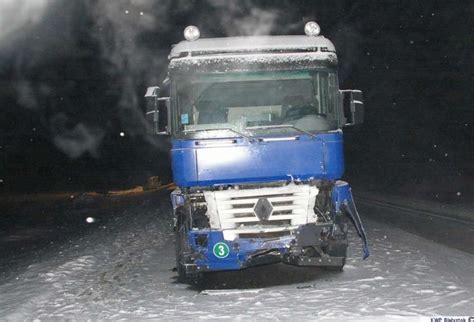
[206,1,280,36]
[1,0,302,158]
[0,0,52,46]
[87,0,282,141]
[88,0,169,141]
[53,122,104,159]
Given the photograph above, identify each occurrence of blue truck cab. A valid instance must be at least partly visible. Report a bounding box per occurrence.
[145,22,369,280]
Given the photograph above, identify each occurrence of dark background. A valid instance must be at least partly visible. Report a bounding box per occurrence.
[0,0,472,205]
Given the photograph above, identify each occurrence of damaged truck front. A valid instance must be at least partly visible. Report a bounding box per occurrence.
[145,22,369,280]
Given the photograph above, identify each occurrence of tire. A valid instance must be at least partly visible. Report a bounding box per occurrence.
[323,217,348,271]
[175,231,187,281]
[324,238,348,271]
[175,209,188,282]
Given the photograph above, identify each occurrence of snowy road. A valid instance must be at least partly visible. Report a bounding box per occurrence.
[0,190,473,319]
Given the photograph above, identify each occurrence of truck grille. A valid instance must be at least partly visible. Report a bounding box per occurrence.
[204,184,318,240]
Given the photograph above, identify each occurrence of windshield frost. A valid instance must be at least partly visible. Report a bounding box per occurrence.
[175,71,339,136]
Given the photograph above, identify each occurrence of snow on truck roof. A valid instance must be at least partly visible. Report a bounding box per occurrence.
[169,35,336,59]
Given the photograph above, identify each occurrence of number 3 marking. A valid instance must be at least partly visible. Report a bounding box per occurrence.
[218,245,225,256]
[213,242,230,258]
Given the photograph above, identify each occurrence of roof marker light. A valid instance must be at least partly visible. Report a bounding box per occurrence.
[184,25,200,41]
[304,21,321,37]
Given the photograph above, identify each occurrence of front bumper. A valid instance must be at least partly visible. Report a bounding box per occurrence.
[183,223,345,275]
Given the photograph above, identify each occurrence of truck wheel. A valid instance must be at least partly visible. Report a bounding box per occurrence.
[175,231,186,281]
[324,241,347,271]
[175,210,188,282]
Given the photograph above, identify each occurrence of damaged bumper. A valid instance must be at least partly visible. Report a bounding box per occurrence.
[183,223,346,275]
[181,181,369,276]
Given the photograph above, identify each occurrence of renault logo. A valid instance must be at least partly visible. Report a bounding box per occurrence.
[253,198,273,221]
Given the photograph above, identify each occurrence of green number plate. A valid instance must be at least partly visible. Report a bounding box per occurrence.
[212,242,230,259]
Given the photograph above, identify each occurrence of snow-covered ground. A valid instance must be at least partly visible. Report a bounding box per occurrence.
[0,192,473,319]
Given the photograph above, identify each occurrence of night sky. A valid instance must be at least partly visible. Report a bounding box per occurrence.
[0,0,472,204]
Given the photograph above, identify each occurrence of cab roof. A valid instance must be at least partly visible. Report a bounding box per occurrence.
[169,35,336,59]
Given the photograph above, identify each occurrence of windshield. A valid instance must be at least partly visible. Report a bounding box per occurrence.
[175,70,340,137]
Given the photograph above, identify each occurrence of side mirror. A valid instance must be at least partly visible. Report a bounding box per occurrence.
[145,86,170,135]
[340,89,364,126]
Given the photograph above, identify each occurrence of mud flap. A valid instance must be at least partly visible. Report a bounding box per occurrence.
[332,181,370,259]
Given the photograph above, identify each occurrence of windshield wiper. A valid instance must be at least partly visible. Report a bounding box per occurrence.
[246,124,317,138]
[182,127,255,142]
